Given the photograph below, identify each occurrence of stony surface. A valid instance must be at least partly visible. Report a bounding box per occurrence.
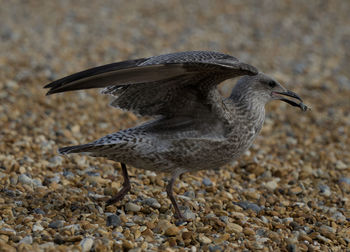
[0,0,349,251]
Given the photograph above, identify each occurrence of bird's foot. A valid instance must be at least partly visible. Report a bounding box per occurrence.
[106,182,131,206]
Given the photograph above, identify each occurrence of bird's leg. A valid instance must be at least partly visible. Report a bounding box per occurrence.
[106,163,131,206]
[166,171,184,219]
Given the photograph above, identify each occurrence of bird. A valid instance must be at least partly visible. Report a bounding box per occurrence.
[44,51,308,219]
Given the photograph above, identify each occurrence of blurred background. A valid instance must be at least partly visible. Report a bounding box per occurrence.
[1,0,349,175]
[0,0,349,250]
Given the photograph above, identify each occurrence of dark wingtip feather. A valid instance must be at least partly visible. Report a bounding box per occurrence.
[43,58,147,95]
[59,144,95,154]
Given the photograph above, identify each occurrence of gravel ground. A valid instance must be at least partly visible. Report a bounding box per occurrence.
[1,0,350,251]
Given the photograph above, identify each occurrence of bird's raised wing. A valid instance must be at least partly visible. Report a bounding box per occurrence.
[45,51,258,116]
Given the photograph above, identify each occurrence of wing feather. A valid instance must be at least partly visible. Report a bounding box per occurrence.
[44,51,258,117]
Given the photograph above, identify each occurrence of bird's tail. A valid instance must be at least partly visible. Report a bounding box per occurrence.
[59,144,96,155]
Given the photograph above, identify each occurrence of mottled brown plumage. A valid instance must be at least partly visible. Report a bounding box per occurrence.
[45,51,307,219]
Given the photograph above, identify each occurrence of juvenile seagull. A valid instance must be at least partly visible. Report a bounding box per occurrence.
[45,51,307,219]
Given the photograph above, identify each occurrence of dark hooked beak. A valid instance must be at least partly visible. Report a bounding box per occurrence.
[272,90,308,111]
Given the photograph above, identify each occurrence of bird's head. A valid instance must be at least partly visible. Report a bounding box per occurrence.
[231,73,308,111]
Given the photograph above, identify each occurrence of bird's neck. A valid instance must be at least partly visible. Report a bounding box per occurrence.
[229,90,266,130]
[231,87,265,111]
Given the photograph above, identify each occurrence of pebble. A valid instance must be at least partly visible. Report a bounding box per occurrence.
[244,228,255,236]
[319,184,331,197]
[18,174,33,185]
[86,171,100,177]
[48,220,65,229]
[123,240,134,249]
[63,170,75,179]
[183,209,196,220]
[316,234,332,244]
[113,232,125,239]
[48,156,63,167]
[165,226,180,236]
[19,235,33,244]
[10,174,18,185]
[219,216,229,223]
[264,178,279,191]
[236,201,262,213]
[3,189,16,197]
[209,245,223,252]
[260,216,269,223]
[33,223,44,232]
[202,177,213,187]
[143,198,161,209]
[125,222,136,227]
[335,160,347,170]
[339,177,350,184]
[48,175,61,184]
[282,217,293,224]
[332,211,346,222]
[0,172,6,179]
[63,224,81,232]
[33,208,45,215]
[226,223,243,233]
[106,214,122,227]
[125,202,141,212]
[290,186,303,195]
[39,242,55,250]
[129,248,142,252]
[198,234,212,244]
[32,178,42,186]
[183,190,196,198]
[319,225,336,240]
[80,237,94,252]
[0,228,16,236]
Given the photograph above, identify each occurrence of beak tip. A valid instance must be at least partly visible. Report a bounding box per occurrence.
[299,102,310,112]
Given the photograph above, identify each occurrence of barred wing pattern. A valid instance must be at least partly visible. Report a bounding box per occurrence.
[45,51,258,116]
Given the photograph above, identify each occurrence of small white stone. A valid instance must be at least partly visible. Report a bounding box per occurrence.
[264,178,279,191]
[286,137,298,145]
[282,217,293,224]
[0,227,16,236]
[19,235,33,244]
[256,237,269,243]
[6,80,18,88]
[63,224,80,231]
[18,174,33,185]
[80,237,94,252]
[260,216,269,223]
[336,160,347,170]
[332,211,346,222]
[39,242,55,249]
[33,223,44,232]
[198,234,212,244]
[319,184,331,197]
[125,202,141,212]
[244,150,251,157]
[32,178,42,187]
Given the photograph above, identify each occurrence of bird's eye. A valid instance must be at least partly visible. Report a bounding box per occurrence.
[268,80,277,88]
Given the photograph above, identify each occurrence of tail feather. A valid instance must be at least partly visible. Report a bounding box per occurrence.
[59,142,124,155]
[59,144,96,154]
